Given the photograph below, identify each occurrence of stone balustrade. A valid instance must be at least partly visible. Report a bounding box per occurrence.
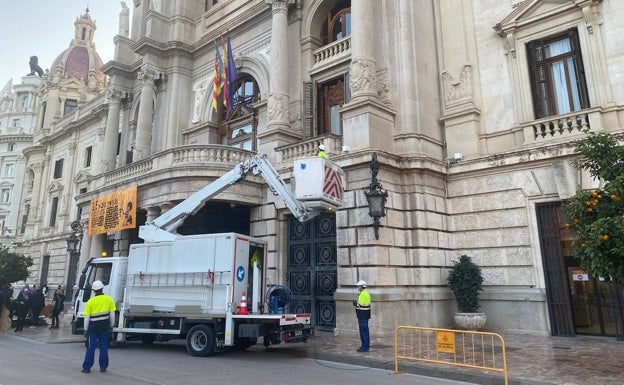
[278,135,342,163]
[523,110,590,144]
[312,37,351,70]
[99,145,253,187]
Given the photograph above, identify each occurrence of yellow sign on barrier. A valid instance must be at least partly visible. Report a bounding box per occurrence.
[436,330,455,353]
[394,325,508,385]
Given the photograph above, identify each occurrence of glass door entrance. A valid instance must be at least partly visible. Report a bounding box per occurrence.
[565,259,624,336]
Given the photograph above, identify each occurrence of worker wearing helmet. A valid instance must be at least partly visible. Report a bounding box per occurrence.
[81,280,116,373]
[317,144,328,159]
[353,280,371,352]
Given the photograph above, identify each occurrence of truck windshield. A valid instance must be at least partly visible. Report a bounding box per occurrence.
[81,262,113,302]
[89,262,113,287]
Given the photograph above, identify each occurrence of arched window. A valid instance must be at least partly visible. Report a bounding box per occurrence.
[218,74,261,151]
[321,0,351,45]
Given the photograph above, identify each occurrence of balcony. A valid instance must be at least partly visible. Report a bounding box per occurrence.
[91,145,255,190]
[522,110,591,145]
[311,37,351,74]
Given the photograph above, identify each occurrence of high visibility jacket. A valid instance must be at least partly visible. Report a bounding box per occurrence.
[355,288,371,320]
[317,150,328,159]
[84,293,116,333]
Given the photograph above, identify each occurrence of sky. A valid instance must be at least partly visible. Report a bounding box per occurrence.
[0,1,130,87]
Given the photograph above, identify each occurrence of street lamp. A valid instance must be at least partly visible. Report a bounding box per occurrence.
[65,221,84,301]
[364,153,388,240]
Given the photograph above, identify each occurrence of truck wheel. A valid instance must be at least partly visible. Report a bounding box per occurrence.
[186,325,215,357]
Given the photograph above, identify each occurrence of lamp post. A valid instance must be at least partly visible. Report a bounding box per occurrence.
[65,221,84,302]
[364,153,388,240]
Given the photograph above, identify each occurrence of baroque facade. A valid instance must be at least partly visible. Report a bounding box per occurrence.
[5,0,624,338]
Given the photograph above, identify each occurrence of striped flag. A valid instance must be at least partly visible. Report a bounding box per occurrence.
[220,40,229,111]
[211,56,221,112]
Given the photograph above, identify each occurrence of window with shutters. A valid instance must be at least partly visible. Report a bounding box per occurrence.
[304,75,350,138]
[527,28,589,119]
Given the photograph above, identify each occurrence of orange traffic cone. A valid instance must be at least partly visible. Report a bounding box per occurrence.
[238,291,249,315]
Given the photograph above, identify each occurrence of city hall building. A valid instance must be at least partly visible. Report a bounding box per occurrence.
[1,0,623,339]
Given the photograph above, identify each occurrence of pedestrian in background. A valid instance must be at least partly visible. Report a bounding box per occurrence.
[50,285,65,329]
[30,287,45,326]
[14,286,30,332]
[353,280,371,352]
[81,280,116,373]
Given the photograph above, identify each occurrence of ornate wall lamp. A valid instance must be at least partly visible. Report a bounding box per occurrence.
[364,153,388,239]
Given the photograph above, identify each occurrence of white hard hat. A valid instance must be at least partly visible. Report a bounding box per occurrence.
[318,144,326,151]
[356,280,367,287]
[92,280,104,291]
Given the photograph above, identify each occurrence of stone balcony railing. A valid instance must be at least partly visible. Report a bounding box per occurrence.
[521,109,592,144]
[94,145,254,190]
[311,37,351,73]
[90,138,344,194]
[277,135,343,164]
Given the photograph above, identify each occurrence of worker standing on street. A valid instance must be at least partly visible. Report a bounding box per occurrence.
[317,144,328,159]
[81,280,116,373]
[353,280,371,352]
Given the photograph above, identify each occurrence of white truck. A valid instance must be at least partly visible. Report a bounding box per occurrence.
[71,154,345,356]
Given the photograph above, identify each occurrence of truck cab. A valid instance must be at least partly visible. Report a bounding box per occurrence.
[72,257,127,334]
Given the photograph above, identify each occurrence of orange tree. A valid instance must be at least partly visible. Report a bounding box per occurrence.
[561,131,624,285]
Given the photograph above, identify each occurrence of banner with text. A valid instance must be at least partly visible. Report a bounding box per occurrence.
[88,186,137,236]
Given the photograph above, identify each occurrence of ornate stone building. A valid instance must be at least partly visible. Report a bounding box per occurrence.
[9,0,624,339]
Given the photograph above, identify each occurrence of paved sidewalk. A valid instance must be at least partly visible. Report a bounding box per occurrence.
[6,321,624,385]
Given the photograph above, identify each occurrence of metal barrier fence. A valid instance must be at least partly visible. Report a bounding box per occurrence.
[394,326,508,385]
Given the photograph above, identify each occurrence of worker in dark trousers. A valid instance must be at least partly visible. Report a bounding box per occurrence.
[353,280,371,352]
[81,280,116,373]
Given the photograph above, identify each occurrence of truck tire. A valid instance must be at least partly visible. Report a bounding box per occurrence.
[186,325,215,357]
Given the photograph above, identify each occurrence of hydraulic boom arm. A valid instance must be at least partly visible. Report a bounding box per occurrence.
[139,153,320,242]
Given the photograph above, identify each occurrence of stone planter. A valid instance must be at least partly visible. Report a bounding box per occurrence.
[453,312,487,330]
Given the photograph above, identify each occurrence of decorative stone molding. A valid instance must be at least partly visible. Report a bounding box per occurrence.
[442,65,472,104]
[581,0,603,35]
[265,0,294,15]
[349,58,376,97]
[192,78,211,124]
[376,68,391,105]
[98,125,106,141]
[267,93,289,122]
[138,67,157,87]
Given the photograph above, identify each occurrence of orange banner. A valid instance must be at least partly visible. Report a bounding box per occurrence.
[88,186,137,236]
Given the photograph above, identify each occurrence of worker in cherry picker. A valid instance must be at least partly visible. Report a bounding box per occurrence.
[317,144,328,159]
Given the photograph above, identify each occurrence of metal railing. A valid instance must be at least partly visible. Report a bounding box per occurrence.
[394,325,508,385]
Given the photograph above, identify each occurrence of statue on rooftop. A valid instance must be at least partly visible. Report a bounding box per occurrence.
[28,56,44,77]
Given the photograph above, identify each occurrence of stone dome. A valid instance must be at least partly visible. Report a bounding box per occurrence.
[49,8,106,89]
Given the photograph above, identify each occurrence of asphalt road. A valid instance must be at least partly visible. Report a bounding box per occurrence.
[0,334,476,385]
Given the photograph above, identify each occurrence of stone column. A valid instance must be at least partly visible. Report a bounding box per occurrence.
[146,206,161,223]
[101,87,122,172]
[135,67,156,161]
[265,0,294,132]
[349,0,377,102]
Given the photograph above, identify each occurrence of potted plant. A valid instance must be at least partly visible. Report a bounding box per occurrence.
[447,255,486,330]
